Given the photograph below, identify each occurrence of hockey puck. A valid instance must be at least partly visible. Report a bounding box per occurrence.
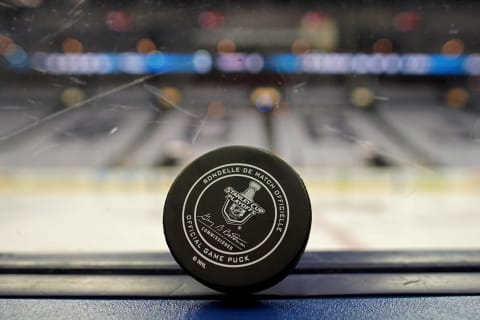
[163,146,311,293]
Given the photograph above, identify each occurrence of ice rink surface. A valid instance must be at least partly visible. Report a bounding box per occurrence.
[1,168,479,253]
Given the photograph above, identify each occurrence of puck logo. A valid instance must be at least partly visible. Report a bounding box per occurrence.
[222,181,265,226]
[182,163,289,268]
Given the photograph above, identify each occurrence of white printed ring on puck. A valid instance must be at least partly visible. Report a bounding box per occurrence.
[163,145,311,294]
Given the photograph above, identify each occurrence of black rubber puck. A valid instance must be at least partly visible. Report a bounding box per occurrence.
[163,146,311,294]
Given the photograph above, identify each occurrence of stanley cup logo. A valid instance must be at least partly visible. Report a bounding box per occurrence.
[223,181,266,226]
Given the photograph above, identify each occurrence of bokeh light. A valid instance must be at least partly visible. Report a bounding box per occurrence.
[207,101,226,120]
[15,0,43,8]
[441,39,464,56]
[1,36,29,70]
[445,87,469,109]
[292,39,310,54]
[301,11,329,28]
[245,54,264,73]
[62,38,84,53]
[393,11,421,32]
[193,50,213,74]
[157,87,182,109]
[373,38,393,54]
[105,11,133,32]
[299,11,338,51]
[61,87,86,107]
[250,87,281,113]
[350,87,374,108]
[136,38,157,54]
[2,42,18,57]
[0,35,14,55]
[217,39,236,53]
[198,11,225,29]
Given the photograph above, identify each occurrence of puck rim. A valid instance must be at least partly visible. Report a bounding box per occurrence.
[163,145,311,293]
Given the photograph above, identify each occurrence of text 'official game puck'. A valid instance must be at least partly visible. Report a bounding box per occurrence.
[163,146,311,293]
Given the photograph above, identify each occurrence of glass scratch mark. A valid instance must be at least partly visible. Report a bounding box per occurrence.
[109,104,137,111]
[27,99,38,105]
[191,116,209,144]
[0,106,26,110]
[21,112,41,123]
[0,74,157,143]
[40,16,83,42]
[67,0,88,15]
[40,0,87,42]
[31,143,61,157]
[374,96,389,101]
[0,1,17,9]
[323,123,436,174]
[144,84,201,119]
[109,127,119,135]
[292,82,307,93]
[69,77,87,86]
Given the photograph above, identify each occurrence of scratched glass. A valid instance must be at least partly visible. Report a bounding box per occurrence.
[0,0,479,254]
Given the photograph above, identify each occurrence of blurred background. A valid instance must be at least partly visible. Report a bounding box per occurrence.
[0,0,479,253]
